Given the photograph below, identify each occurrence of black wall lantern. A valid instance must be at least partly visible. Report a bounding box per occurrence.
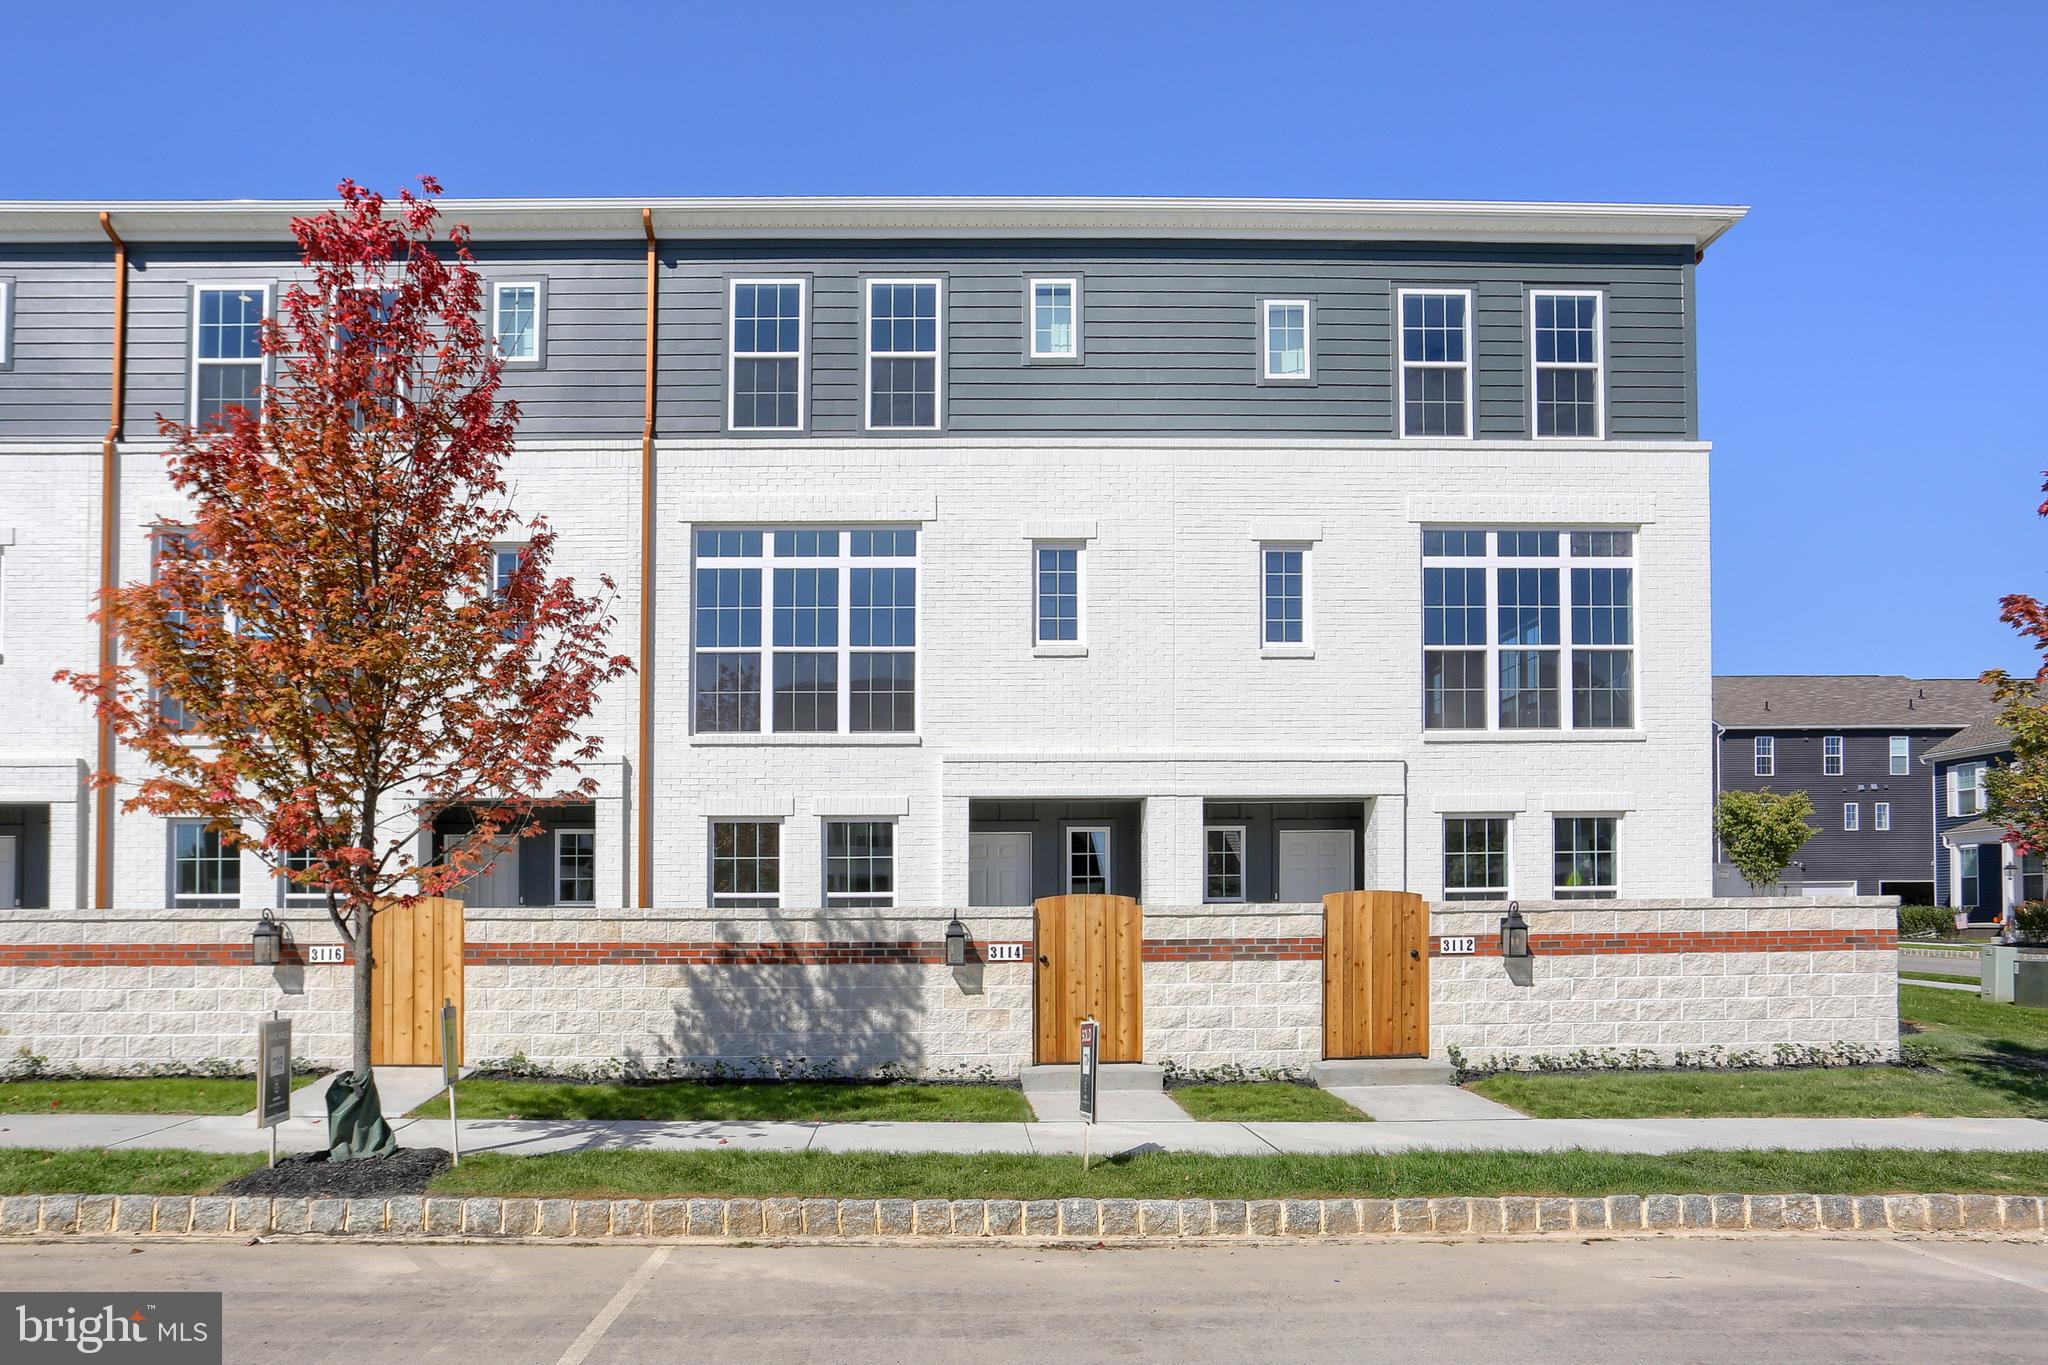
[943,917,969,967]
[1500,902,1531,960]
[251,910,284,967]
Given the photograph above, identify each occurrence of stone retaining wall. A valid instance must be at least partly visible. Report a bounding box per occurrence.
[1,1191,2040,1241]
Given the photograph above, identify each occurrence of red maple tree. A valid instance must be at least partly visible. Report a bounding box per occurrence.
[60,178,632,1108]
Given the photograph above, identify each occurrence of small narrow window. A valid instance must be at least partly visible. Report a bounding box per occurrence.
[1531,290,1602,438]
[1035,542,1083,644]
[555,829,595,905]
[1843,802,1860,832]
[1890,735,1911,776]
[1874,802,1892,832]
[1960,846,1981,905]
[1262,299,1311,380]
[192,285,267,429]
[866,279,941,430]
[824,820,895,908]
[1067,826,1111,895]
[730,279,805,430]
[2023,852,2044,902]
[1755,736,1775,777]
[1028,278,1079,360]
[1261,545,1308,645]
[1204,826,1246,902]
[710,821,780,908]
[1399,288,1472,437]
[0,278,12,369]
[172,822,241,906]
[1553,816,1617,899]
[1823,735,1844,776]
[492,281,543,365]
[1443,817,1509,901]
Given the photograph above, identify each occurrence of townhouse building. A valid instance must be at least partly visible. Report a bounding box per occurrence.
[1924,718,2033,924]
[0,195,1898,1077]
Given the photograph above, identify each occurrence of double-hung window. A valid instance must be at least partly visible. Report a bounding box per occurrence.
[555,829,595,906]
[172,822,240,906]
[279,847,325,908]
[692,528,918,734]
[1959,846,1980,905]
[2024,853,2044,902]
[1553,816,1617,899]
[824,820,895,908]
[1531,290,1602,438]
[491,280,544,366]
[1399,288,1472,437]
[192,285,267,428]
[730,279,805,430]
[1261,545,1309,646]
[866,279,941,430]
[1755,736,1775,777]
[1204,826,1246,903]
[1889,735,1911,775]
[1443,816,1509,901]
[1421,528,1635,731]
[1843,802,1860,832]
[1028,277,1079,360]
[1034,543,1083,645]
[1067,827,1111,895]
[1874,802,1892,832]
[1262,299,1311,380]
[710,821,780,907]
[0,278,12,369]
[1823,735,1845,776]
[1951,762,1987,817]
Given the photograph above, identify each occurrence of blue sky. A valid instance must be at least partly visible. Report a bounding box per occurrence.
[9,1,2044,679]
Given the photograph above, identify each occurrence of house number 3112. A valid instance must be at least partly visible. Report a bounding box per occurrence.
[1437,937,1477,955]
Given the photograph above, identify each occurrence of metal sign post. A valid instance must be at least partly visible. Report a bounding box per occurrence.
[1078,1016,1099,1171]
[255,1012,292,1168]
[441,998,461,1166]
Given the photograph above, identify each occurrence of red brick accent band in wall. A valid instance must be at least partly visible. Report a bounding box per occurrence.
[0,926,1896,969]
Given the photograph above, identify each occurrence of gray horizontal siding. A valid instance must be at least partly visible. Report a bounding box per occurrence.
[0,245,117,440]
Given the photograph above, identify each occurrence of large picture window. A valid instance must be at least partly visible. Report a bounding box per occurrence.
[730,279,805,430]
[866,279,941,430]
[692,528,917,734]
[1422,528,1636,731]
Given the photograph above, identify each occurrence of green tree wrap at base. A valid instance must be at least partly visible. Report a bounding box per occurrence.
[327,1068,398,1161]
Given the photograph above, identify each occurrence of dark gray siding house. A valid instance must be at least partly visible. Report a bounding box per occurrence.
[1713,676,1998,899]
[1925,719,2035,924]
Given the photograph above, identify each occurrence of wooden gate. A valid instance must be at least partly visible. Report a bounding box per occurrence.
[1322,890,1428,1058]
[369,896,464,1066]
[1033,895,1143,1064]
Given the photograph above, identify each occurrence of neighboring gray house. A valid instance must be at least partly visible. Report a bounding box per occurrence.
[1925,718,2036,924]
[1713,675,1999,899]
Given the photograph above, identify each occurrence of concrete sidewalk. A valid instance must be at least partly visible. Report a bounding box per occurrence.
[4,1109,2048,1158]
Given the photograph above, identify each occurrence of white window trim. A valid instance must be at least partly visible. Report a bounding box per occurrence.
[1889,735,1911,776]
[863,277,943,432]
[1261,298,1312,381]
[278,848,325,908]
[1843,802,1860,832]
[1258,541,1313,657]
[1442,814,1512,901]
[1033,539,1087,651]
[1823,735,1844,776]
[170,820,241,906]
[1755,736,1775,777]
[1874,802,1892,832]
[1950,762,1988,818]
[490,279,545,366]
[1551,813,1620,898]
[728,277,807,431]
[1203,824,1248,904]
[1397,287,1476,439]
[189,282,272,428]
[1529,289,1605,440]
[1067,825,1112,895]
[554,828,596,907]
[1026,276,1080,360]
[708,818,783,909]
[821,817,898,909]
[0,278,12,369]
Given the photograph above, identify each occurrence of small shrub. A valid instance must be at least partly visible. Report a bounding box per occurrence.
[1899,904,1961,940]
[1448,1040,1894,1082]
[2016,901,2048,943]
[1160,1059,1309,1088]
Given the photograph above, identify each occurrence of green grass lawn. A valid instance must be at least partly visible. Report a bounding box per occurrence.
[1901,970,1981,986]
[425,1146,2048,1201]
[1469,986,2048,1119]
[1169,1083,1370,1122]
[421,1078,1034,1123]
[0,1074,320,1116]
[0,1148,263,1196]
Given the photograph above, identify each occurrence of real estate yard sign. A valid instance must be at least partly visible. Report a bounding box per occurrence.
[257,1014,291,1168]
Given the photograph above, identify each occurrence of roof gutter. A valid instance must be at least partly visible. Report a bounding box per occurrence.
[94,211,128,910]
[636,208,656,908]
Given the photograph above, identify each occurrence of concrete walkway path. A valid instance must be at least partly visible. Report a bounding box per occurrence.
[4,1109,2047,1158]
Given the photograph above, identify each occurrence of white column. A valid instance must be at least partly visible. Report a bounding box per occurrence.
[1370,792,1411,894]
[1141,795,1203,905]
[938,794,973,907]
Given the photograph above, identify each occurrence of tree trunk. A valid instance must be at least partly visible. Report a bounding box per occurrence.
[352,901,374,1076]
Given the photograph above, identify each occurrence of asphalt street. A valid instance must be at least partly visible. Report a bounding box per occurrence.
[3,1237,2044,1363]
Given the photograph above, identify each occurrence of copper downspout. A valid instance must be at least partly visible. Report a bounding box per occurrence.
[636,208,657,907]
[94,211,129,909]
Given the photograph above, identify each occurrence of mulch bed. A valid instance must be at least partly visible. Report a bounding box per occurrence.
[217,1147,451,1199]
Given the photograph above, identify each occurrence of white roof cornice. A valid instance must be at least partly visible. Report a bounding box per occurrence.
[0,196,1747,251]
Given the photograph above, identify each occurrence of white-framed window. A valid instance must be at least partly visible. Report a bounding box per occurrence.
[1261,544,1309,646]
[1951,762,1988,817]
[729,278,805,430]
[865,278,941,430]
[1443,816,1510,901]
[1530,290,1603,438]
[1754,736,1775,777]
[279,847,326,908]
[1398,287,1473,437]
[1890,735,1911,776]
[555,829,595,906]
[691,528,919,735]
[491,280,544,366]
[0,278,13,369]
[1262,298,1311,380]
[1034,541,1084,645]
[1421,528,1635,731]
[2023,853,2044,903]
[823,819,896,908]
[1843,802,1860,832]
[1204,825,1246,903]
[191,284,268,429]
[1552,815,1617,899]
[1067,826,1111,895]
[172,821,240,905]
[1823,735,1844,776]
[710,820,780,908]
[1874,802,1892,832]
[1027,277,1079,360]
[1960,845,1980,906]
